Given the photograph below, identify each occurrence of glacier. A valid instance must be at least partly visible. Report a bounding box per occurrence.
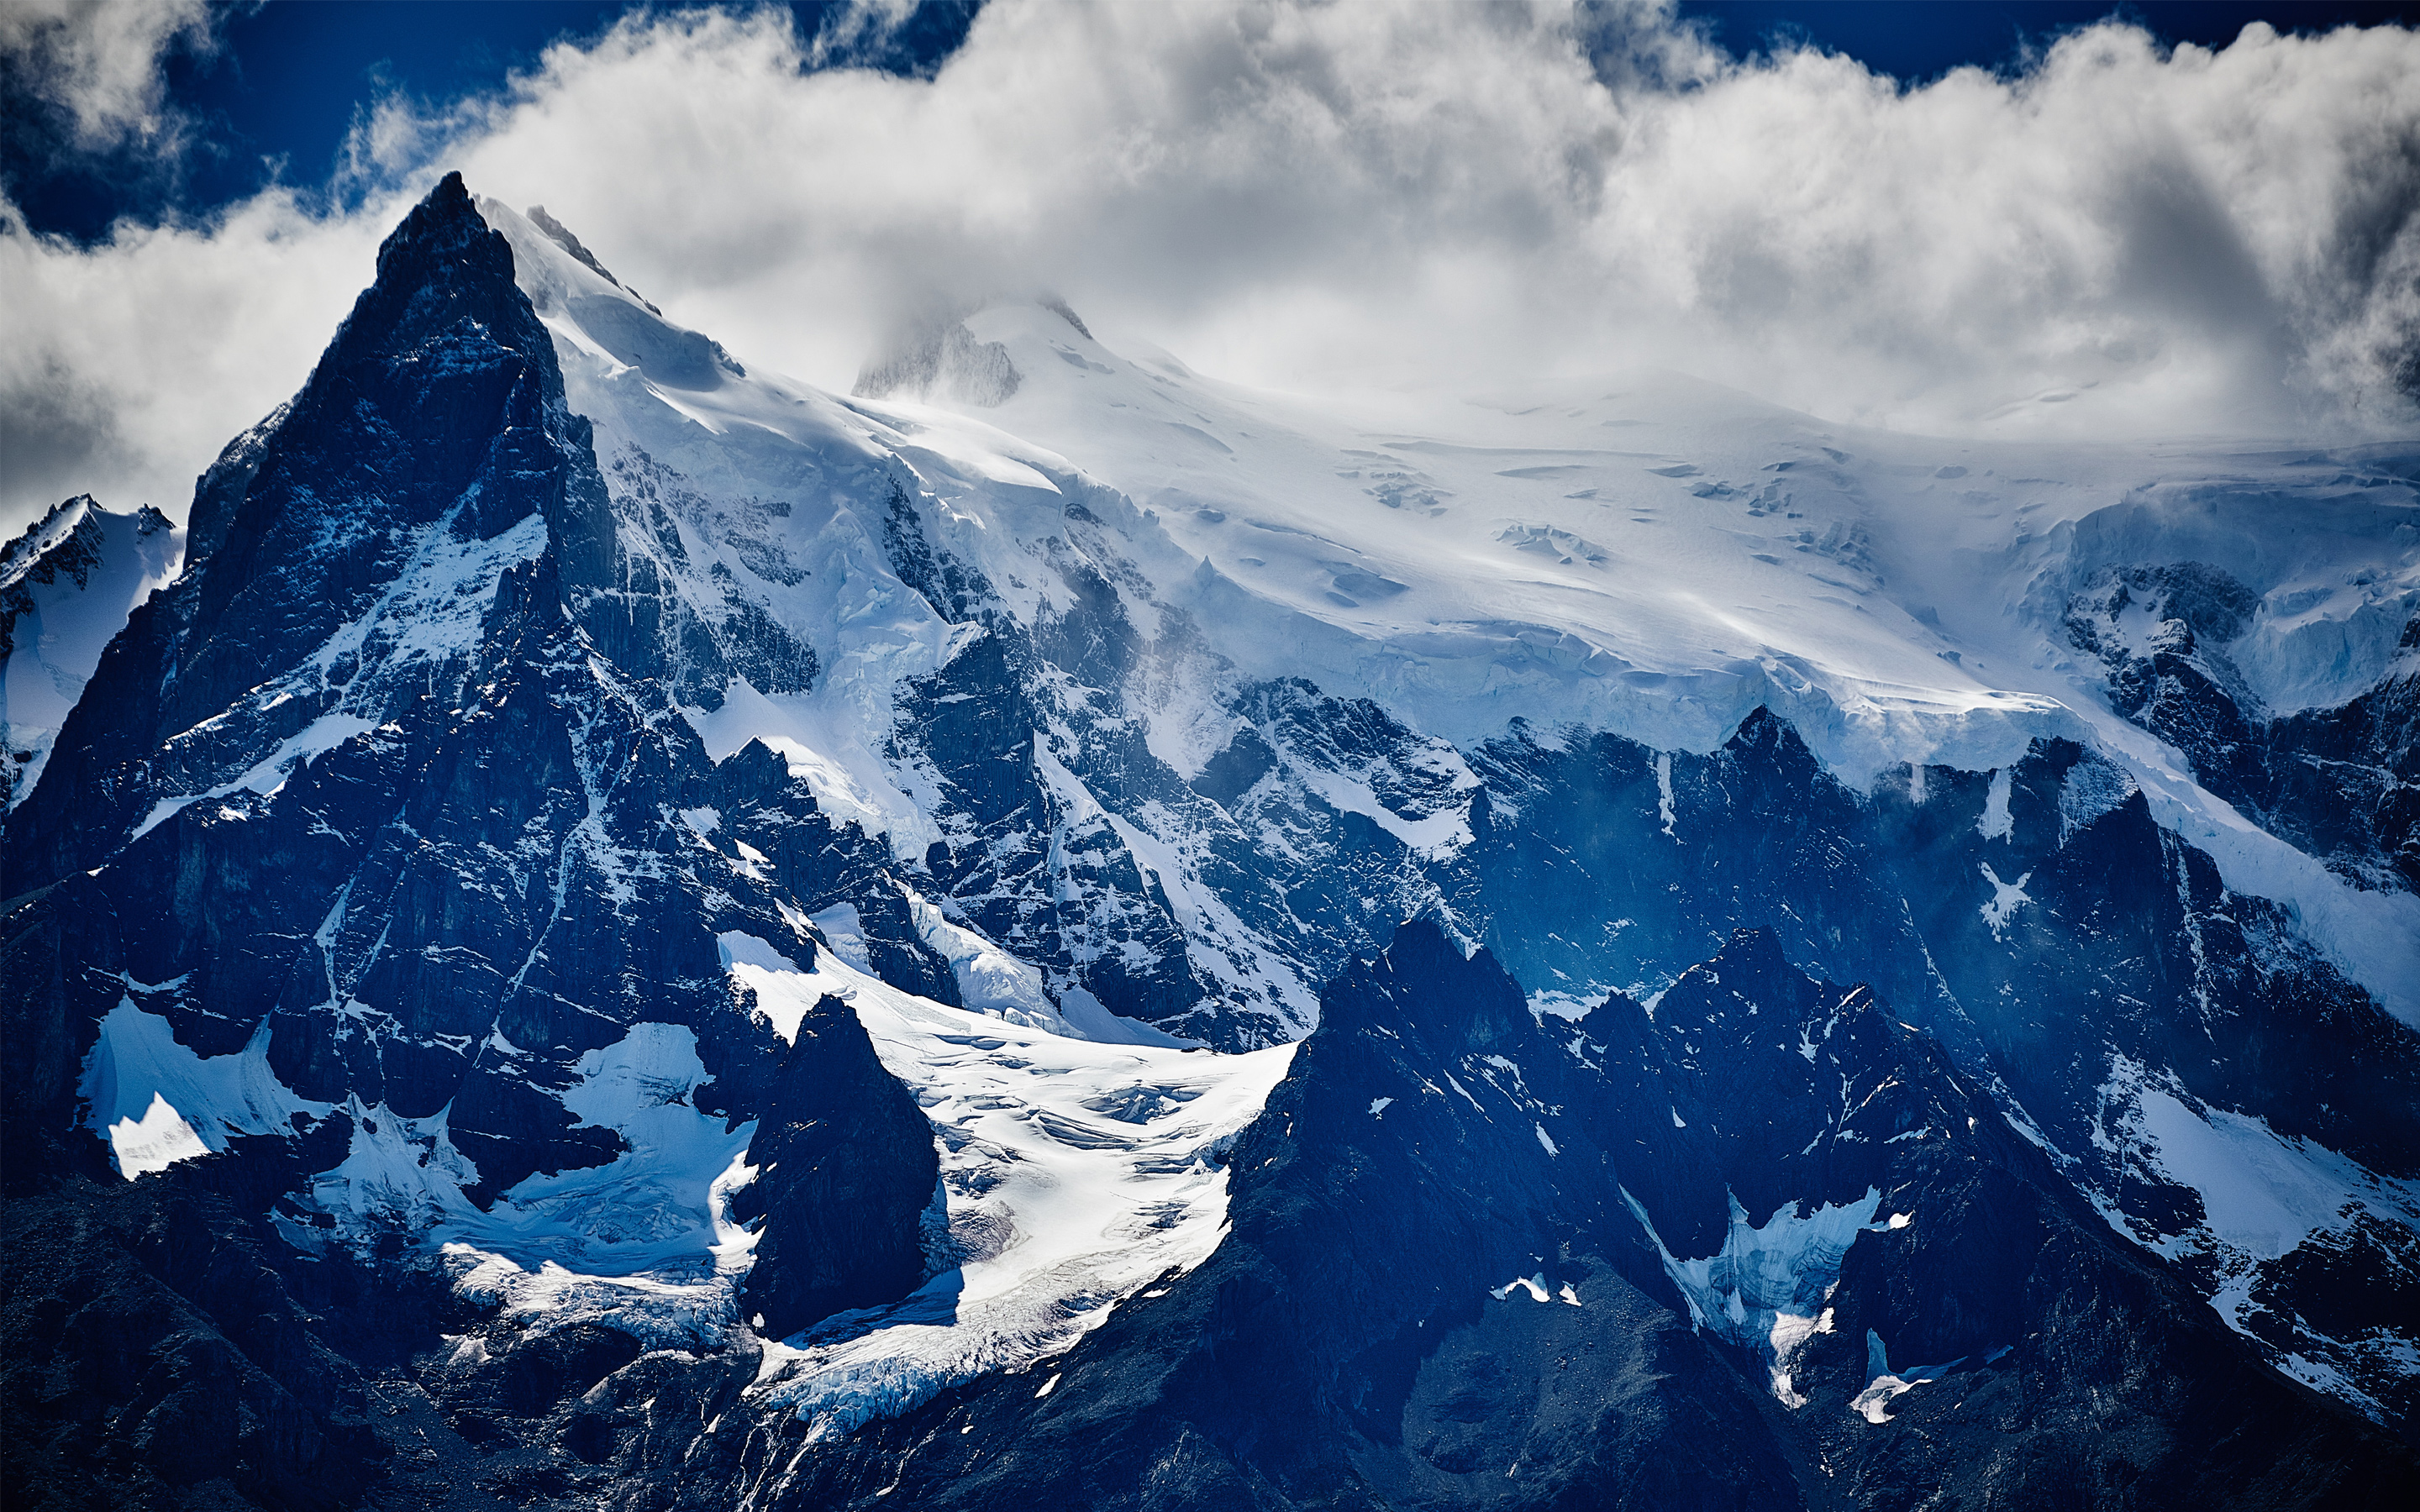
[471,195,2420,1029]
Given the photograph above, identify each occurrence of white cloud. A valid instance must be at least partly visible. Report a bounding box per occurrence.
[6,1,2417,534]
[0,189,396,526]
[0,0,218,145]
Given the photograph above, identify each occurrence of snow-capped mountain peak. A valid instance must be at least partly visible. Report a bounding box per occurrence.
[1,493,181,808]
[8,175,2416,1508]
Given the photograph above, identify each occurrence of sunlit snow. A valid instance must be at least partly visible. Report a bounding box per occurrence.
[1850,1329,1965,1425]
[79,994,329,1177]
[723,935,1293,1441]
[104,1092,212,1178]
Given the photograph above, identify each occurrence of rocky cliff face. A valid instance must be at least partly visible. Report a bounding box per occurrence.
[3,176,937,1509]
[723,923,2415,1511]
[4,176,2415,1510]
[2064,561,2420,895]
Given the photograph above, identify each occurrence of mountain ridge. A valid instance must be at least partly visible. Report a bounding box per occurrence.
[3,172,2415,1510]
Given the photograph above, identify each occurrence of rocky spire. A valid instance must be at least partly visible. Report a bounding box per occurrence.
[5,171,614,893]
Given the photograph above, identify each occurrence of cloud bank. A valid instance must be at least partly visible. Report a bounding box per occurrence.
[6,0,2417,532]
[0,0,216,146]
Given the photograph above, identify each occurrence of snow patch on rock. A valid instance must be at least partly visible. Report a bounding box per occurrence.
[723,942,1293,1441]
[1623,1184,1915,1405]
[79,995,329,1177]
[1977,862,2033,939]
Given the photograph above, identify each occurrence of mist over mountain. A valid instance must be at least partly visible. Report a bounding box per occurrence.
[7,2,2420,535]
[5,5,2419,1509]
[3,158,2414,1512]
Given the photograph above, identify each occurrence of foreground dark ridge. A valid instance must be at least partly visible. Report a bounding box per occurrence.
[6,925,2412,1509]
[752,921,2412,1510]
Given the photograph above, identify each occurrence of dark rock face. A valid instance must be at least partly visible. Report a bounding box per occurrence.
[708,738,961,1005]
[740,923,2413,1511]
[3,1156,380,1512]
[2065,563,2420,893]
[1458,714,2420,1424]
[3,174,937,1509]
[9,172,581,890]
[734,991,939,1340]
[0,173,902,1200]
[874,475,1502,1047]
[879,485,1223,1033]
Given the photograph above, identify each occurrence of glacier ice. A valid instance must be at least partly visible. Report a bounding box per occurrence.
[1622,1184,1903,1406]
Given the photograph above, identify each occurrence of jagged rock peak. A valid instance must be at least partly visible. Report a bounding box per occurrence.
[2,494,166,658]
[1,496,103,590]
[3,494,184,811]
[0,495,162,585]
[304,171,558,404]
[1699,924,1797,979]
[1323,916,1531,1052]
[0,167,619,892]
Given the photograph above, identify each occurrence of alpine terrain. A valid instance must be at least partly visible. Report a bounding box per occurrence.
[5,174,2417,1510]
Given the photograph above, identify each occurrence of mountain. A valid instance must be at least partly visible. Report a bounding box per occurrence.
[3,173,2415,1511]
[1,494,181,808]
[755,921,2408,1510]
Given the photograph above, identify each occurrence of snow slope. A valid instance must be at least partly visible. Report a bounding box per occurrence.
[22,205,2407,1026]
[73,911,1287,1403]
[2090,1053,2420,1415]
[475,197,2418,1021]
[2,496,182,806]
[937,302,2414,774]
[728,934,1292,1441]
[915,302,2420,1020]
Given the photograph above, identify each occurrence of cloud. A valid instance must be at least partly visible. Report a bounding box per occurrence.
[6,1,2417,535]
[0,0,218,145]
[0,188,395,526]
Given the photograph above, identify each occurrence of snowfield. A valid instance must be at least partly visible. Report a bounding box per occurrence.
[76,919,1292,1424]
[726,933,1293,1440]
[473,197,2418,1025]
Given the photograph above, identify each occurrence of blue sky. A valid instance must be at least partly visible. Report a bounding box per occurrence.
[1676,1,2415,77]
[6,3,975,238]
[3,2,2410,241]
